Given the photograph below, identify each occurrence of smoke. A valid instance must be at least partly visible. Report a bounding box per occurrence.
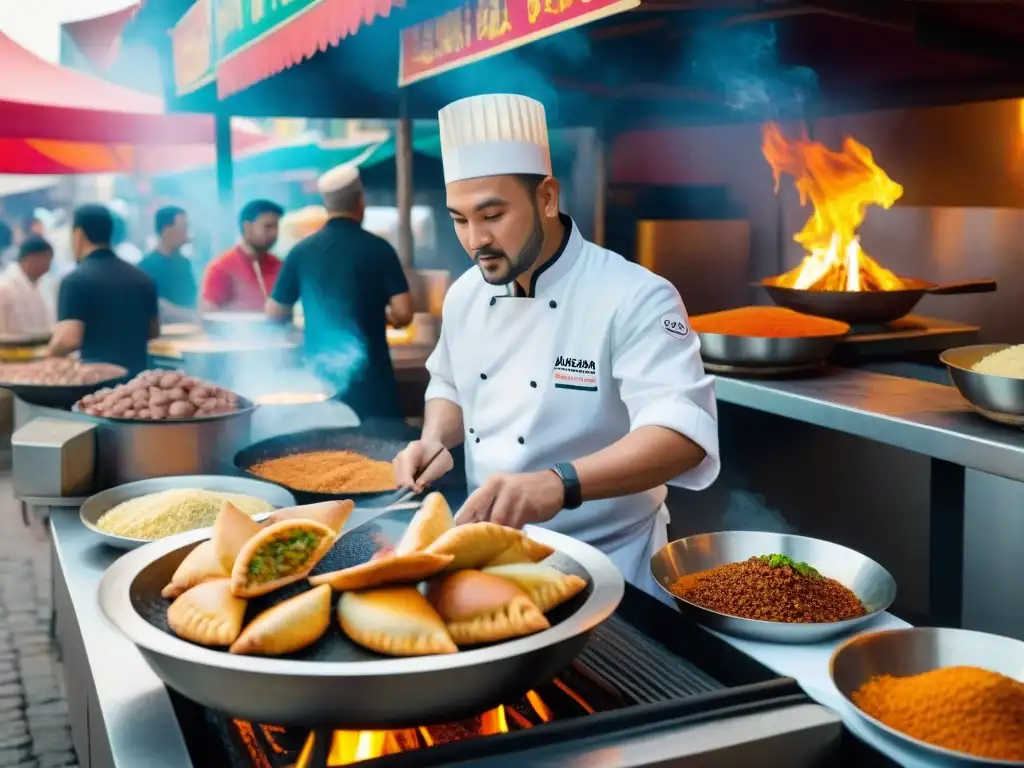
[722,490,794,534]
[691,24,818,121]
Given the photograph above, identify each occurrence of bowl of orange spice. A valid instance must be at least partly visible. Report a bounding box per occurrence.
[831,627,1024,765]
[690,306,850,369]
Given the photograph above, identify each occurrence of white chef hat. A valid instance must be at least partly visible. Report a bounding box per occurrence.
[316,162,361,195]
[438,94,552,184]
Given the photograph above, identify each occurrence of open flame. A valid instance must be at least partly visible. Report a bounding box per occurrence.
[762,122,905,292]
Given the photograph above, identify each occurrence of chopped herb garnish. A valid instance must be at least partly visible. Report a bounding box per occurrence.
[758,553,821,579]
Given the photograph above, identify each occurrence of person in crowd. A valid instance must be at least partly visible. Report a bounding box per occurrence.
[47,204,159,374]
[266,163,413,421]
[392,94,718,600]
[0,219,14,265]
[23,213,46,239]
[139,206,198,317]
[200,200,283,312]
[0,235,53,335]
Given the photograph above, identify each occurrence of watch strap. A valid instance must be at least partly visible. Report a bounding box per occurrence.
[552,462,583,510]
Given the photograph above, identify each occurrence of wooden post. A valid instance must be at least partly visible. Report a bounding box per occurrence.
[396,92,414,268]
[214,111,235,252]
[593,127,608,248]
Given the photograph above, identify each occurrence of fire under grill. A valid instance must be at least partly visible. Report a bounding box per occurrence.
[168,589,829,768]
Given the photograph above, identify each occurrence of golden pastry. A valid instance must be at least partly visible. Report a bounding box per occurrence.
[484,536,555,567]
[231,519,336,598]
[426,570,549,646]
[264,500,354,534]
[229,584,332,656]
[161,540,227,599]
[395,492,455,554]
[482,563,587,612]
[425,522,525,571]
[338,586,457,656]
[167,579,247,647]
[211,501,263,572]
[309,552,453,591]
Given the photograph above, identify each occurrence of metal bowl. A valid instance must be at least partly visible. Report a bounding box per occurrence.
[941,344,1024,424]
[650,531,896,644]
[97,519,624,728]
[80,475,296,550]
[697,331,848,368]
[831,627,1024,766]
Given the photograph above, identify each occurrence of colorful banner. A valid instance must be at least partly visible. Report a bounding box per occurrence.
[216,0,321,62]
[399,0,639,86]
[171,0,216,95]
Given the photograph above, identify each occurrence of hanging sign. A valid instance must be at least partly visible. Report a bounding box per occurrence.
[398,0,639,87]
[215,0,321,62]
[171,0,216,95]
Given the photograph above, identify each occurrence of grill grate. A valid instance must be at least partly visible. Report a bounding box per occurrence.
[577,614,721,704]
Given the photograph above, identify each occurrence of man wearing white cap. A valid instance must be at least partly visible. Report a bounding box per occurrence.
[393,94,719,598]
[267,162,413,420]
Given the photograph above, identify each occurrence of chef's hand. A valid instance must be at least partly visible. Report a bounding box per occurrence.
[392,440,454,493]
[455,471,565,529]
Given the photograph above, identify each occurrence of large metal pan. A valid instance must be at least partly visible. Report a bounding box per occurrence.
[234,422,423,505]
[831,627,1024,766]
[651,530,896,644]
[697,330,848,368]
[940,344,1024,427]
[760,276,996,325]
[80,474,296,550]
[97,511,624,728]
[1,372,129,410]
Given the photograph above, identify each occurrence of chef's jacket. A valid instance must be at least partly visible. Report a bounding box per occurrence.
[0,263,53,335]
[425,215,719,598]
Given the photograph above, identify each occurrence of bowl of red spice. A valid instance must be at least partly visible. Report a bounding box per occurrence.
[650,531,895,644]
[690,306,850,368]
[831,627,1024,765]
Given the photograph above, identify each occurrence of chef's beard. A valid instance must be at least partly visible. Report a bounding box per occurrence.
[474,206,545,286]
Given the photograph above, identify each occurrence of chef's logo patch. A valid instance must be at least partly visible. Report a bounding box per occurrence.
[660,312,689,339]
[552,355,598,392]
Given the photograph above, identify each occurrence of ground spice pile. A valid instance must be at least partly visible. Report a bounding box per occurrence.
[690,306,850,338]
[250,450,396,494]
[852,666,1024,760]
[670,555,866,623]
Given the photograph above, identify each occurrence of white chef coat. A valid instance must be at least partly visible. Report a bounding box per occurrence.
[425,216,720,600]
[0,262,53,335]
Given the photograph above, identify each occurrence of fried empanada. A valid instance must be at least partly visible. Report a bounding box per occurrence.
[229,584,332,656]
[395,492,455,555]
[482,563,588,612]
[484,536,556,567]
[161,541,227,599]
[425,522,525,571]
[212,501,263,572]
[231,520,336,598]
[425,570,549,646]
[338,586,457,656]
[167,579,246,646]
[309,552,453,591]
[264,500,354,534]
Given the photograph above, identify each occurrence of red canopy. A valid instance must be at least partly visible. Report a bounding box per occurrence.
[61,3,142,72]
[0,31,217,144]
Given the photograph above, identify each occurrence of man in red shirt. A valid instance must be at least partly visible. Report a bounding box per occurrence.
[200,200,283,312]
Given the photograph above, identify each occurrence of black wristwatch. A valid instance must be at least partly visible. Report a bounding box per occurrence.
[551,462,583,510]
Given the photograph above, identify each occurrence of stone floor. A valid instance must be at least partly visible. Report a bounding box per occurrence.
[0,485,77,768]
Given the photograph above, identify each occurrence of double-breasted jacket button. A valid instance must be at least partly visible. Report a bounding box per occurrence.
[480,373,487,380]
[469,428,475,434]
[549,300,557,309]
[475,437,481,444]
[530,381,537,388]
[517,436,525,445]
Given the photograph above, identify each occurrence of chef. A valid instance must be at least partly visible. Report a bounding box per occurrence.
[392,94,719,597]
[266,163,413,420]
[0,235,54,335]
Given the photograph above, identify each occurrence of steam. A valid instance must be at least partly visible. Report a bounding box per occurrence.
[691,24,819,120]
[722,490,794,534]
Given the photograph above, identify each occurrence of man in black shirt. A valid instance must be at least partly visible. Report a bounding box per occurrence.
[267,163,413,421]
[48,204,159,374]
[139,206,198,317]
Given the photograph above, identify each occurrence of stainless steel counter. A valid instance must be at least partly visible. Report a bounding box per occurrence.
[715,368,1024,483]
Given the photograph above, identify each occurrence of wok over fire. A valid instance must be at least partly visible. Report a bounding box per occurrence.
[762,122,905,292]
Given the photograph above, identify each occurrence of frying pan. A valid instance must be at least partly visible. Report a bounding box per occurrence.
[234,421,431,505]
[1,370,129,410]
[760,276,996,325]
[97,509,624,728]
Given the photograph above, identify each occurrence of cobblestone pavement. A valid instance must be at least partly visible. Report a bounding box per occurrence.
[0,484,78,768]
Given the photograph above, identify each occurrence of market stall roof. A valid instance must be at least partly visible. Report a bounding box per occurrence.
[0,31,222,144]
[161,0,1024,130]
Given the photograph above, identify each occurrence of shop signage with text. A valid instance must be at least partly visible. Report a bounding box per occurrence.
[398,0,640,86]
[171,0,216,95]
[215,0,322,62]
